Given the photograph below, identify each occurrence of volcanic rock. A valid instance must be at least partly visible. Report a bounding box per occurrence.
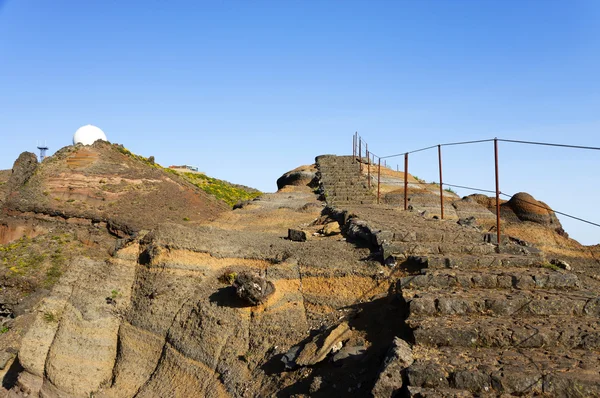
[276,164,318,190]
[6,152,38,192]
[372,337,414,397]
[288,228,307,242]
[321,221,341,236]
[502,192,562,228]
[232,272,275,305]
[295,322,352,366]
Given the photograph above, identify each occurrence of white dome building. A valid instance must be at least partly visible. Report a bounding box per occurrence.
[73,125,107,145]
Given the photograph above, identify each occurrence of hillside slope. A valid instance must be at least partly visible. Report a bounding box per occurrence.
[2,141,231,236]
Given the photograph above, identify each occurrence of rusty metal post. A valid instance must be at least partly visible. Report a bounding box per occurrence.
[367,149,371,189]
[404,153,408,211]
[359,137,362,172]
[438,145,444,219]
[353,133,356,159]
[377,158,381,204]
[494,138,501,245]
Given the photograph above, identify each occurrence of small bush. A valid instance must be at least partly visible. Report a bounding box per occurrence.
[43,312,57,323]
[218,271,238,285]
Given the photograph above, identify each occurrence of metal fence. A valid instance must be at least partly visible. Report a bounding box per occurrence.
[352,132,600,245]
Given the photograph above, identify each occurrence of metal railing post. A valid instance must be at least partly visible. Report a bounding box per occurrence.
[367,149,371,189]
[494,138,501,244]
[404,153,408,211]
[359,137,362,172]
[377,158,381,204]
[353,133,356,159]
[438,145,444,219]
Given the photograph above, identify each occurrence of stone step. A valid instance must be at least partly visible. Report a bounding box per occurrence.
[329,188,372,194]
[406,289,600,317]
[403,254,544,271]
[409,315,600,350]
[406,347,600,396]
[327,199,374,206]
[400,268,581,291]
[320,181,360,186]
[407,386,474,397]
[385,242,498,258]
[328,194,375,200]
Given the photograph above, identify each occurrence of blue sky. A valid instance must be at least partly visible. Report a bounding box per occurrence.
[1,1,599,244]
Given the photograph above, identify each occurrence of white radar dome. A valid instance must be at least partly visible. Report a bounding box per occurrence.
[73,125,107,146]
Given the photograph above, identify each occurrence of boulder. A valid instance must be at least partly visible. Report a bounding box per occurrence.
[321,221,341,236]
[295,322,352,366]
[276,165,318,190]
[288,229,307,242]
[233,272,275,306]
[457,216,477,228]
[371,337,414,397]
[332,345,366,363]
[550,258,572,271]
[502,192,562,228]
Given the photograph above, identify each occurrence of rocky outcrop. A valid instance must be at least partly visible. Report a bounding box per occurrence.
[5,153,598,398]
[10,183,400,397]
[502,192,562,228]
[276,164,318,190]
[372,337,414,397]
[6,152,38,193]
[2,142,228,236]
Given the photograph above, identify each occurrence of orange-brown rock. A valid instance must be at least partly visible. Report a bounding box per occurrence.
[502,192,562,229]
[3,141,228,236]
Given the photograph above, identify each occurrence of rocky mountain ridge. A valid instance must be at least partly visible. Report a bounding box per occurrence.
[0,151,598,397]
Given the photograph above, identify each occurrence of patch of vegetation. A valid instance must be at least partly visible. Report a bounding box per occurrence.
[113,144,261,206]
[182,217,190,221]
[43,311,57,323]
[45,252,65,287]
[541,262,561,271]
[218,271,238,285]
[110,289,121,299]
[180,172,262,207]
[0,238,46,276]
[444,187,457,194]
[0,326,9,334]
[413,175,426,183]
[115,145,161,169]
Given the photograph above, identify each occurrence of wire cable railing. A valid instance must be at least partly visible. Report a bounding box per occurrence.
[351,133,599,244]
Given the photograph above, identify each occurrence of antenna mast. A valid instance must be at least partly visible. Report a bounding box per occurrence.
[37,141,49,162]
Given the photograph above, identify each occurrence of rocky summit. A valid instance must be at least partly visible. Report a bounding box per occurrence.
[0,150,599,398]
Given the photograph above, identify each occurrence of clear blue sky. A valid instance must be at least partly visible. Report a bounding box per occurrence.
[1,1,599,244]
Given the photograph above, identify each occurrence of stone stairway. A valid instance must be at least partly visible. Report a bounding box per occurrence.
[316,155,600,396]
[316,155,376,207]
[327,204,600,397]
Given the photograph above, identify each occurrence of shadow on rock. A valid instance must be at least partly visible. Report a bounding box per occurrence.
[271,288,413,397]
[2,356,23,390]
[208,286,252,308]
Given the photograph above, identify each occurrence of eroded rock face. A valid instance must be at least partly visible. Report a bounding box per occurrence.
[276,164,318,190]
[6,152,38,193]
